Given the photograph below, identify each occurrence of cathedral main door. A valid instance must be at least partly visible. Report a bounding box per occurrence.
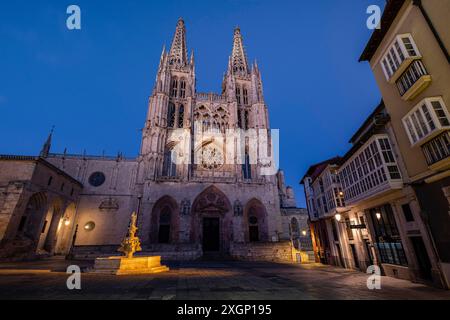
[202,217,220,252]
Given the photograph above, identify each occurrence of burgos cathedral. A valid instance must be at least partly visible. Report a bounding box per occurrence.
[0,19,311,261]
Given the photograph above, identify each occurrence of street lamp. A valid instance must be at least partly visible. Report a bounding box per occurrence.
[376,212,382,220]
[302,230,307,236]
[335,213,342,222]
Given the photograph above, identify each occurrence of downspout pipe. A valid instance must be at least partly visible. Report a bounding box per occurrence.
[413,0,450,64]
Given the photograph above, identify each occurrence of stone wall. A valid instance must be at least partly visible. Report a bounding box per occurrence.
[381,264,411,281]
[145,243,202,261]
[229,241,293,262]
[72,243,202,261]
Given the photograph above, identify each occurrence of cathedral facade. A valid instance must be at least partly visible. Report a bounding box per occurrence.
[0,19,311,261]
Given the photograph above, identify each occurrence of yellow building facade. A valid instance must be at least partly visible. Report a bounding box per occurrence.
[360,0,450,288]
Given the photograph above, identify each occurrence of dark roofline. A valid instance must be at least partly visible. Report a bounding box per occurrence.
[48,152,136,161]
[359,0,406,62]
[340,141,365,167]
[340,119,390,165]
[300,156,341,185]
[0,155,83,187]
[349,100,385,144]
[300,100,388,185]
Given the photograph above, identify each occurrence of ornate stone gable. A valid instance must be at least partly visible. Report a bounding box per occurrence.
[192,186,230,214]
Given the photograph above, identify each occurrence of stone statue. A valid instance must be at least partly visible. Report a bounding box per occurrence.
[181,198,191,215]
[233,200,243,216]
[118,212,142,259]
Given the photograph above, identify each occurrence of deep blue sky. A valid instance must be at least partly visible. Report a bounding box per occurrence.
[0,0,385,207]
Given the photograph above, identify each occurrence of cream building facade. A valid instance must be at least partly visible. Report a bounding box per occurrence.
[302,0,450,289]
[303,102,446,288]
[360,0,450,287]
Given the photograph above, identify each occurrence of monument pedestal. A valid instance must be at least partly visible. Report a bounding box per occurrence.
[92,256,169,275]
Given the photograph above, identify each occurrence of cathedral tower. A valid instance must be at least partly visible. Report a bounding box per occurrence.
[222,27,272,181]
[139,18,195,182]
[140,21,274,185]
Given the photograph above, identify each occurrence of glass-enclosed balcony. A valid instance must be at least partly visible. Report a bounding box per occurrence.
[402,97,450,147]
[381,34,422,83]
[396,60,432,101]
[338,134,403,206]
[422,131,450,170]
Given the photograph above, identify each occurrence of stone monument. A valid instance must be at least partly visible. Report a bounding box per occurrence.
[92,212,169,275]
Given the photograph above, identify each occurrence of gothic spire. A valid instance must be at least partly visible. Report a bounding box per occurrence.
[190,50,195,67]
[40,126,54,158]
[157,45,167,71]
[230,27,249,75]
[168,18,188,67]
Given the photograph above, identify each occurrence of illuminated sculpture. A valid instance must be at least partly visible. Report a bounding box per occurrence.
[118,212,142,259]
[91,212,169,275]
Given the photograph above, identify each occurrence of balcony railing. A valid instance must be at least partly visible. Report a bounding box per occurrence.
[396,60,431,101]
[422,131,450,167]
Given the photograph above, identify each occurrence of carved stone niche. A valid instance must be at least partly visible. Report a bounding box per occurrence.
[180,198,191,215]
[99,197,119,211]
[233,200,243,216]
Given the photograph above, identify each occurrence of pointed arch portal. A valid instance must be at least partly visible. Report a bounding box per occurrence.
[244,198,269,242]
[150,196,180,244]
[191,186,231,253]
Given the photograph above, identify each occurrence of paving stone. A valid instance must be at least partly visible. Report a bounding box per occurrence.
[0,259,449,300]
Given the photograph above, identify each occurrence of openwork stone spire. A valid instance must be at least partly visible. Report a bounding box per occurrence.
[40,126,54,158]
[168,18,188,67]
[230,27,249,75]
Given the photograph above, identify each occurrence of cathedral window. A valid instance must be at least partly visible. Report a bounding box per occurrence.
[242,151,251,180]
[158,206,171,243]
[248,211,259,242]
[237,110,242,128]
[88,172,106,187]
[244,110,249,130]
[236,86,241,105]
[178,104,184,128]
[162,149,177,177]
[201,145,224,170]
[243,87,248,105]
[167,103,176,128]
[171,77,178,97]
[180,79,186,98]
